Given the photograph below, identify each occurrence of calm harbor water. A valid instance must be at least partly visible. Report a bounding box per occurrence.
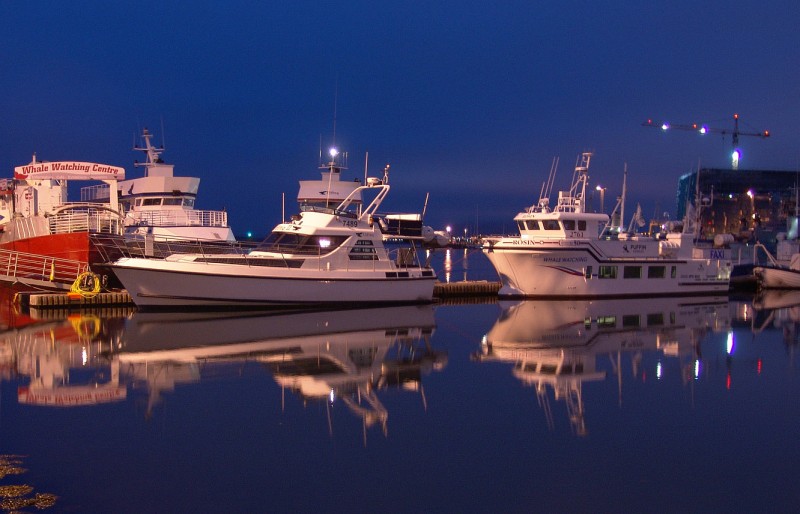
[0,250,798,513]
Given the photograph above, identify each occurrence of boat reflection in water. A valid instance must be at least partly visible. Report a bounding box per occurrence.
[476,296,731,436]
[751,289,800,347]
[112,304,445,436]
[0,312,129,407]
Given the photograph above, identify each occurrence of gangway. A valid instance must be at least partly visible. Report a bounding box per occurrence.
[0,248,89,290]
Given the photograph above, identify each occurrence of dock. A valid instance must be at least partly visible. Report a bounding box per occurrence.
[16,290,134,309]
[15,281,502,310]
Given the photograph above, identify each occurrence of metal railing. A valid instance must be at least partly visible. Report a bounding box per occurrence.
[93,234,428,272]
[0,248,89,288]
[126,209,228,228]
[48,208,123,235]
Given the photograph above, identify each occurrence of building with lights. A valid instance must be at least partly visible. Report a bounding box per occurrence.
[676,168,799,245]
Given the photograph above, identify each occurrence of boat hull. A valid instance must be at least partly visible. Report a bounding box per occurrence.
[483,242,730,297]
[111,257,436,308]
[753,266,800,289]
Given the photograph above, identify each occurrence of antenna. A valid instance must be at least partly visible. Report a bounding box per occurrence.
[332,77,338,148]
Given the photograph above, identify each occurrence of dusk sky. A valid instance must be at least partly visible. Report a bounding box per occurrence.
[2,2,799,236]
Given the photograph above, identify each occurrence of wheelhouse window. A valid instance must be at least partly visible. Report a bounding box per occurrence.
[598,265,617,279]
[578,220,587,230]
[623,266,642,279]
[542,220,560,230]
[256,233,348,255]
[517,221,525,232]
[142,198,161,206]
[562,220,575,231]
[648,266,666,279]
[163,198,183,206]
[525,220,540,231]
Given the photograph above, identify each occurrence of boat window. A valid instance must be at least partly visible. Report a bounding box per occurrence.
[142,198,162,206]
[349,240,378,260]
[256,233,348,255]
[163,198,182,206]
[584,317,592,329]
[542,220,560,230]
[584,266,592,279]
[623,266,642,279]
[560,364,573,374]
[135,199,143,206]
[562,220,575,230]
[671,266,677,279]
[575,363,584,373]
[647,313,664,326]
[597,315,616,327]
[183,198,195,207]
[622,315,640,328]
[648,266,666,278]
[598,265,617,279]
[578,221,587,230]
[517,221,525,232]
[525,220,540,231]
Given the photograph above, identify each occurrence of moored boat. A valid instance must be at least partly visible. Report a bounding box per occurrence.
[110,175,436,308]
[482,152,732,298]
[0,128,234,287]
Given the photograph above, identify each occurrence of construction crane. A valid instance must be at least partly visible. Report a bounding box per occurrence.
[642,113,770,170]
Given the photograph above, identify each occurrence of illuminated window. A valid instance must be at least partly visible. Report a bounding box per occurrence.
[599,265,617,279]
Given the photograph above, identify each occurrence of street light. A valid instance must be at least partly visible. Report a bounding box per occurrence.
[595,185,606,213]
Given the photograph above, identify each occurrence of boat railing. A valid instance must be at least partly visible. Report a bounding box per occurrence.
[80,184,111,202]
[126,209,228,228]
[0,248,89,287]
[49,207,123,235]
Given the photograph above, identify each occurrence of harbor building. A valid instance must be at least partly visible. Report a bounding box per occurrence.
[676,168,799,246]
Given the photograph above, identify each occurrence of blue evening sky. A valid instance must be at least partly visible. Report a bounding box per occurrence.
[1,1,798,236]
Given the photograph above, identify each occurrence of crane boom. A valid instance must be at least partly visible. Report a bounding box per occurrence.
[642,113,769,170]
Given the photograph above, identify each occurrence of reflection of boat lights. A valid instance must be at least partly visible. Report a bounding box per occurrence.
[82,347,88,366]
[726,332,735,355]
[757,358,762,375]
[444,249,452,283]
[656,361,663,379]
[694,360,702,379]
[329,389,335,403]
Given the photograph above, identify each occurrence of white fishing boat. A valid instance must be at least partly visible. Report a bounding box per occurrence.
[482,152,732,298]
[110,175,436,308]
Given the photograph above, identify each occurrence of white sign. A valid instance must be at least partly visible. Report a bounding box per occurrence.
[14,161,125,180]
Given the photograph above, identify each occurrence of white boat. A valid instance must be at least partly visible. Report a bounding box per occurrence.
[482,152,732,297]
[751,242,800,289]
[110,177,437,308]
